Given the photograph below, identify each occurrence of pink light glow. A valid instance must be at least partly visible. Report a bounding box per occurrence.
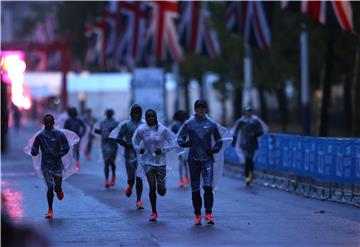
[1,51,32,110]
[2,188,24,218]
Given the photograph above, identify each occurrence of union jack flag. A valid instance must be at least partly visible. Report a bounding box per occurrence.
[116,1,147,67]
[103,10,121,57]
[29,15,58,71]
[178,2,220,59]
[84,18,110,69]
[84,22,98,66]
[226,1,272,50]
[144,1,183,64]
[101,8,124,70]
[281,1,353,32]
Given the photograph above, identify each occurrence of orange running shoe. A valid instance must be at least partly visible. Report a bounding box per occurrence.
[194,215,202,225]
[249,173,254,184]
[149,212,158,221]
[110,176,116,186]
[184,176,189,185]
[246,173,254,186]
[105,180,110,188]
[57,191,64,200]
[45,209,53,219]
[179,179,184,187]
[205,213,215,225]
[136,200,144,210]
[125,185,132,197]
[76,162,80,170]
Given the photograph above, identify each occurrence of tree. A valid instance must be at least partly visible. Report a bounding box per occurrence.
[56,2,107,66]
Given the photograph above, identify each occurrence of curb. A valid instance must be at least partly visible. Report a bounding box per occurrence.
[224,162,360,207]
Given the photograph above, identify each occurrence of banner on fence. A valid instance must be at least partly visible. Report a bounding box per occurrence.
[225,134,360,185]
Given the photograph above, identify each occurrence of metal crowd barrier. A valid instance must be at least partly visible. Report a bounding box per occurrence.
[224,134,360,206]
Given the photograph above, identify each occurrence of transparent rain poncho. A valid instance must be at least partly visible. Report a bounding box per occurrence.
[55,111,68,129]
[177,116,233,189]
[79,123,91,156]
[109,119,145,164]
[169,120,189,169]
[24,128,80,180]
[91,121,101,162]
[92,118,119,162]
[92,121,111,163]
[132,123,182,176]
[231,114,269,162]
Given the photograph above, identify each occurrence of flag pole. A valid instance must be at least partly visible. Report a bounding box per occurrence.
[243,43,252,107]
[300,22,310,135]
[318,26,334,137]
[172,63,180,111]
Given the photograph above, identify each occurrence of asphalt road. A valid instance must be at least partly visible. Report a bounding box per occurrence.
[2,125,360,247]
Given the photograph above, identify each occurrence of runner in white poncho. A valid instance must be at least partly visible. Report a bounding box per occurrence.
[24,114,80,219]
[109,104,145,210]
[132,109,178,222]
[93,109,119,188]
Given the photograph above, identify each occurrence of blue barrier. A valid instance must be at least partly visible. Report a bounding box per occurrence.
[224,134,360,185]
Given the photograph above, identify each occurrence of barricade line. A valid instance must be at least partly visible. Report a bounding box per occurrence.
[224,161,360,207]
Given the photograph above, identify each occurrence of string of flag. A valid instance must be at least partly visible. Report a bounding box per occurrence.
[82,0,354,70]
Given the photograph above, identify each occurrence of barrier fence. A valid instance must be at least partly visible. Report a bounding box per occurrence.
[225,134,360,185]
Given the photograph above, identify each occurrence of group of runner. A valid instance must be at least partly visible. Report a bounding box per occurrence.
[26,100,266,225]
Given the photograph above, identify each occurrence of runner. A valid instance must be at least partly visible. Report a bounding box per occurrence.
[232,105,267,186]
[177,100,232,225]
[81,108,97,160]
[94,109,119,188]
[109,104,145,209]
[170,110,189,187]
[64,107,86,169]
[25,114,79,219]
[132,109,177,221]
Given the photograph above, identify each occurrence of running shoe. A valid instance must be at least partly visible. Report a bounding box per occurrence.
[105,180,110,188]
[125,185,132,197]
[149,212,158,221]
[136,200,144,210]
[194,215,202,225]
[205,213,215,225]
[45,209,53,219]
[249,173,254,184]
[76,162,80,170]
[56,191,64,200]
[184,176,189,185]
[246,173,253,186]
[110,176,116,186]
[179,179,184,187]
[246,177,251,186]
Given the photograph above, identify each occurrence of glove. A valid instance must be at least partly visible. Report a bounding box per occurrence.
[154,148,162,155]
[206,149,213,156]
[213,147,221,154]
[180,141,191,148]
[125,142,133,149]
[139,148,145,155]
[118,139,133,149]
[231,137,236,147]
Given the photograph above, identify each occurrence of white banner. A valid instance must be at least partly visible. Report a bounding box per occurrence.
[133,68,166,122]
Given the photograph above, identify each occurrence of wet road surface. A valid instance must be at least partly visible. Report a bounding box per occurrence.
[2,125,360,247]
